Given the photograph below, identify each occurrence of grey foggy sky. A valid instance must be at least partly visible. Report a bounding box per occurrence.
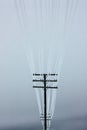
[0,0,87,128]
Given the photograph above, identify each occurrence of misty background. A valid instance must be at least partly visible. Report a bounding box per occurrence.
[0,0,87,129]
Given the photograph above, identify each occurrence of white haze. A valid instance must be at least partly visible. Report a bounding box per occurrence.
[0,0,87,128]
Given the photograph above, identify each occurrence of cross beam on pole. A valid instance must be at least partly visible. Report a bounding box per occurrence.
[33,73,58,76]
[33,79,57,82]
[33,73,58,130]
[33,86,58,89]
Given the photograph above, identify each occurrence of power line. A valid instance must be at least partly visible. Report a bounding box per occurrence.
[14,0,23,28]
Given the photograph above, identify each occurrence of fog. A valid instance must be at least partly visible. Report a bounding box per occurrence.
[0,0,87,128]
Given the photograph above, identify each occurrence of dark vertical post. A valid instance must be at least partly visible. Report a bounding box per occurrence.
[44,74,47,130]
[33,73,58,130]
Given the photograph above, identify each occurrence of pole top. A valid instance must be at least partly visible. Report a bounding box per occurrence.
[33,73,58,76]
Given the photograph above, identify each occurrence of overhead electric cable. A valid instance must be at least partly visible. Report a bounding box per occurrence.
[19,0,27,32]
[63,0,70,36]
[71,0,79,24]
[14,0,23,29]
[56,0,60,26]
[33,0,38,32]
[68,0,74,26]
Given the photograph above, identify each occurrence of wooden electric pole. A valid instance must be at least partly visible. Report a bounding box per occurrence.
[33,73,58,130]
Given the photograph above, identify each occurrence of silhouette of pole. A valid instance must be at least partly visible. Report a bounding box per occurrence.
[44,74,47,130]
[33,73,58,130]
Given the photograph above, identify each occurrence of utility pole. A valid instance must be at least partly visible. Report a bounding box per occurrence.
[33,73,58,130]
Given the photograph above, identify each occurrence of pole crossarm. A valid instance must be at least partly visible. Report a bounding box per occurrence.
[33,73,58,76]
[33,86,58,89]
[48,74,58,76]
[33,79,57,82]
[33,74,43,76]
[46,80,57,82]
